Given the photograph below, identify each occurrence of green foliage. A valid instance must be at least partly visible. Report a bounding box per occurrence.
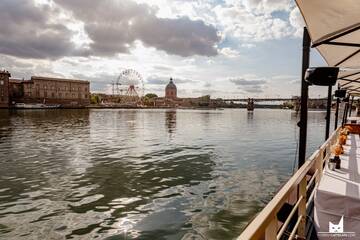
[199,95,211,101]
[145,93,158,99]
[91,95,101,104]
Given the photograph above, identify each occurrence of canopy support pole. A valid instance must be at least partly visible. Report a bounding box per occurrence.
[334,98,340,130]
[325,86,332,140]
[349,96,354,117]
[298,27,310,168]
[342,102,349,127]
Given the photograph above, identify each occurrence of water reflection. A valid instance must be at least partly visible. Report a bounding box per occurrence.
[165,110,177,135]
[0,109,330,239]
[247,111,254,121]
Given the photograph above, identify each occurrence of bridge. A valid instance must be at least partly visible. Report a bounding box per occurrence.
[222,97,327,102]
[220,97,329,111]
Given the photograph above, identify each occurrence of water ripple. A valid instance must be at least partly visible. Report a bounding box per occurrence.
[0,109,328,239]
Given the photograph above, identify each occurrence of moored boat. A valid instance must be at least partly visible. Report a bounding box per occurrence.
[14,103,61,109]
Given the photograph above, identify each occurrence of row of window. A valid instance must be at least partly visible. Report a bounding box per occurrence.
[25,91,88,99]
[31,85,88,92]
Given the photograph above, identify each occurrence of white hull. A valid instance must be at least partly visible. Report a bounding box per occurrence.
[14,103,61,109]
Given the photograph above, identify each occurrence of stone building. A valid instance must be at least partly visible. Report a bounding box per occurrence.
[165,78,177,99]
[0,71,90,108]
[0,70,10,108]
[13,76,90,107]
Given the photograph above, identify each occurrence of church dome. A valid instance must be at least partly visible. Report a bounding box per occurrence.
[166,78,177,90]
[165,78,177,99]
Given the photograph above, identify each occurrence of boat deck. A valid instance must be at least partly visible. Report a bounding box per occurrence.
[238,126,360,240]
[314,133,360,239]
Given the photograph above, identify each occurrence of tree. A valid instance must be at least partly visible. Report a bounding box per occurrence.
[90,94,101,104]
[145,93,158,99]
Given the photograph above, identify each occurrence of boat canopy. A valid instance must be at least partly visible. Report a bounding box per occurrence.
[295,0,360,95]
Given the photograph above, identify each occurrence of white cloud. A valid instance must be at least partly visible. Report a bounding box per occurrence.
[289,7,305,38]
[220,47,241,58]
[214,3,294,42]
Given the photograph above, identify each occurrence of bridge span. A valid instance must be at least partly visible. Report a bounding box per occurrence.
[223,97,327,102]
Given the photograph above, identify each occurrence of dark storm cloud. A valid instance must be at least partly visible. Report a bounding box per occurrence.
[54,0,220,57]
[0,0,79,59]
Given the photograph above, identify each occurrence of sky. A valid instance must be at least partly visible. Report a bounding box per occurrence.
[0,0,330,98]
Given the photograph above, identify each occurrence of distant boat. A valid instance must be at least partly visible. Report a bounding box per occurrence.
[14,103,61,109]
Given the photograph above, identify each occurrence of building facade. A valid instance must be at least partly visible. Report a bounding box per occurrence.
[0,71,10,108]
[165,78,177,99]
[15,76,90,107]
[1,71,90,108]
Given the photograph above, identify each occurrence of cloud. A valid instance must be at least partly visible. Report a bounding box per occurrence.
[220,47,241,58]
[289,8,305,38]
[239,0,293,14]
[240,86,266,93]
[204,82,212,88]
[215,4,294,42]
[54,0,221,57]
[147,75,195,85]
[153,65,174,72]
[0,0,82,59]
[230,75,268,93]
[70,72,116,92]
[230,78,267,86]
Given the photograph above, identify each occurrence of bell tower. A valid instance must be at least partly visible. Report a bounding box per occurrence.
[0,70,11,108]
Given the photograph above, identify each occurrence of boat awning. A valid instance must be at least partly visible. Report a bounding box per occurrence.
[338,70,360,96]
[296,0,360,94]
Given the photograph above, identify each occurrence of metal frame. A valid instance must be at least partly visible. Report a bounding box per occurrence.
[298,27,311,168]
[325,85,332,140]
[312,23,360,48]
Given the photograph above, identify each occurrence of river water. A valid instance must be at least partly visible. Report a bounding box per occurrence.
[0,109,329,240]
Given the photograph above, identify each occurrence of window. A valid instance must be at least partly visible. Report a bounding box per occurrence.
[85,94,88,99]
[0,80,4,85]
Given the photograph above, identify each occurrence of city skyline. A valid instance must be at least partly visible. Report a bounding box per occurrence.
[0,0,329,98]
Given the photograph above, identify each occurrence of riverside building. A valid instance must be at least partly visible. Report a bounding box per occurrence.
[0,70,90,108]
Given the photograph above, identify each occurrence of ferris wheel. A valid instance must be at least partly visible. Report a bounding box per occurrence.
[112,69,144,103]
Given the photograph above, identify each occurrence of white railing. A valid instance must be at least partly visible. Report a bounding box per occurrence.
[238,127,340,240]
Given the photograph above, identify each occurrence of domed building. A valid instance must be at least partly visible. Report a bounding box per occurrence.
[165,78,177,99]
